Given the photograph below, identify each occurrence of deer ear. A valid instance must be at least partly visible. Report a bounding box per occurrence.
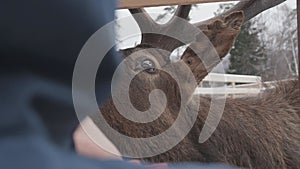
[224,11,244,31]
[201,11,244,58]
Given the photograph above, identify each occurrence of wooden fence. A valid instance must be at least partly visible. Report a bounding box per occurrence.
[195,73,262,96]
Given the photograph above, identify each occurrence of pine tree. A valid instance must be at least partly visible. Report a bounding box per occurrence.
[227,21,267,75]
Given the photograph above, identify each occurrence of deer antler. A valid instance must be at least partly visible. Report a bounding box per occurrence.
[129,8,158,33]
[171,5,192,20]
[129,5,192,51]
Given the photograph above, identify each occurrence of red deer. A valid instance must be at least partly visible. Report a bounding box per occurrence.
[90,0,300,168]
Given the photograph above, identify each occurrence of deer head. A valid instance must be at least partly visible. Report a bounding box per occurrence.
[119,8,244,102]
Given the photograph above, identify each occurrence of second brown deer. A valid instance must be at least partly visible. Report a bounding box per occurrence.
[92,1,300,169]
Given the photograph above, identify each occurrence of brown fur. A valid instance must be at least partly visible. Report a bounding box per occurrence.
[95,80,300,169]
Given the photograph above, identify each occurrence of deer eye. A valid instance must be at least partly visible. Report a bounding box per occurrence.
[142,59,156,74]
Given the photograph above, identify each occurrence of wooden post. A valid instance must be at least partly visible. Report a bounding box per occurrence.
[298,0,300,88]
[231,81,236,99]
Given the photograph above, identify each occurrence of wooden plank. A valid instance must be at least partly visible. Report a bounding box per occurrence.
[194,88,261,95]
[118,0,239,9]
[202,73,261,83]
[235,79,295,89]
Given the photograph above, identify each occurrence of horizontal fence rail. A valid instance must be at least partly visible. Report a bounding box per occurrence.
[118,0,239,9]
[201,73,261,83]
[195,73,262,97]
[195,88,261,95]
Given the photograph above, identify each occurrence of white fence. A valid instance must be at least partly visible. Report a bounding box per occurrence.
[194,73,262,96]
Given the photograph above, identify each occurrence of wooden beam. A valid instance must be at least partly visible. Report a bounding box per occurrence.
[194,88,261,95]
[202,73,261,83]
[118,0,239,9]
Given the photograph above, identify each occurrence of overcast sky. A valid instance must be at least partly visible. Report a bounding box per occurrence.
[115,0,297,49]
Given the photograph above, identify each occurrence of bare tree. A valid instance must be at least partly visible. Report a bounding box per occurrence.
[257,4,298,80]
